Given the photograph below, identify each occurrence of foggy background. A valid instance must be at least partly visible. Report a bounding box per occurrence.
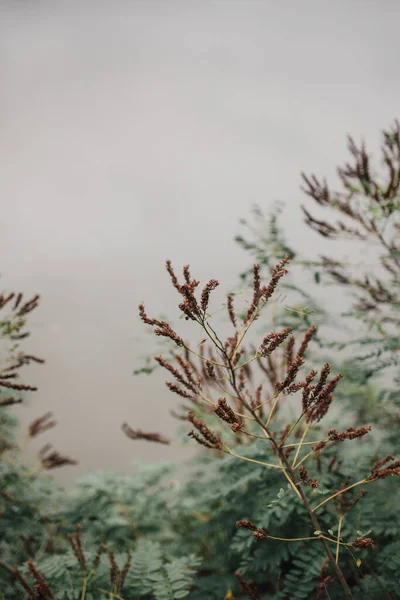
[1,0,399,485]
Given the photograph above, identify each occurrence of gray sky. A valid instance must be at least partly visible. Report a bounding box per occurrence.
[1,0,399,485]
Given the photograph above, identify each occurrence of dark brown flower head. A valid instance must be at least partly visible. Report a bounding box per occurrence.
[299,465,319,488]
[296,325,317,359]
[214,398,244,432]
[347,489,367,510]
[313,363,331,397]
[12,565,34,597]
[154,355,197,393]
[244,265,262,324]
[253,529,268,541]
[306,394,333,423]
[188,430,214,448]
[304,369,342,423]
[300,369,319,407]
[187,411,223,450]
[235,571,261,600]
[26,559,55,599]
[0,396,22,406]
[119,544,132,590]
[312,440,327,452]
[227,293,237,328]
[259,255,290,302]
[0,292,15,310]
[139,304,184,346]
[275,356,304,392]
[205,361,215,379]
[259,326,293,357]
[244,256,290,325]
[231,421,245,433]
[368,455,400,480]
[107,547,120,589]
[91,542,107,572]
[67,523,86,571]
[28,412,57,438]
[122,423,171,445]
[352,537,376,549]
[165,381,193,399]
[165,260,180,290]
[200,279,219,312]
[236,519,258,531]
[236,519,268,541]
[316,373,343,403]
[16,295,40,317]
[328,425,372,442]
[0,380,37,392]
[175,354,199,388]
[39,445,78,470]
[285,336,295,370]
[279,424,290,444]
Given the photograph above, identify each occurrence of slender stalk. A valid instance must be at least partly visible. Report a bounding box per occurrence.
[265,393,281,428]
[96,589,125,600]
[292,424,311,468]
[313,480,367,513]
[225,447,284,470]
[282,440,324,448]
[336,516,344,564]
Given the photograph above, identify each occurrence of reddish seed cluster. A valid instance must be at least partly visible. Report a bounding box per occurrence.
[0,380,37,392]
[205,361,215,379]
[299,465,319,488]
[91,542,107,572]
[297,326,317,358]
[275,356,305,392]
[187,411,223,450]
[28,412,57,438]
[67,524,86,571]
[138,303,184,346]
[13,559,55,599]
[236,519,268,541]
[227,293,237,328]
[38,444,78,470]
[327,425,372,442]
[200,279,219,312]
[368,455,400,481]
[121,423,171,445]
[352,537,376,549]
[244,257,290,325]
[276,326,318,393]
[312,440,327,452]
[316,557,332,600]
[302,368,343,423]
[213,398,244,433]
[285,336,295,371]
[166,260,221,321]
[259,326,293,357]
[234,571,262,600]
[0,292,40,317]
[155,354,199,397]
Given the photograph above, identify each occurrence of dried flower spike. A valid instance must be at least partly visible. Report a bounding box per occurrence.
[122,423,171,445]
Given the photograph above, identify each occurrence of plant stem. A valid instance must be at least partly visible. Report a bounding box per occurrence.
[313,480,367,513]
[225,448,284,470]
[292,424,311,468]
[336,516,344,564]
[226,360,354,598]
